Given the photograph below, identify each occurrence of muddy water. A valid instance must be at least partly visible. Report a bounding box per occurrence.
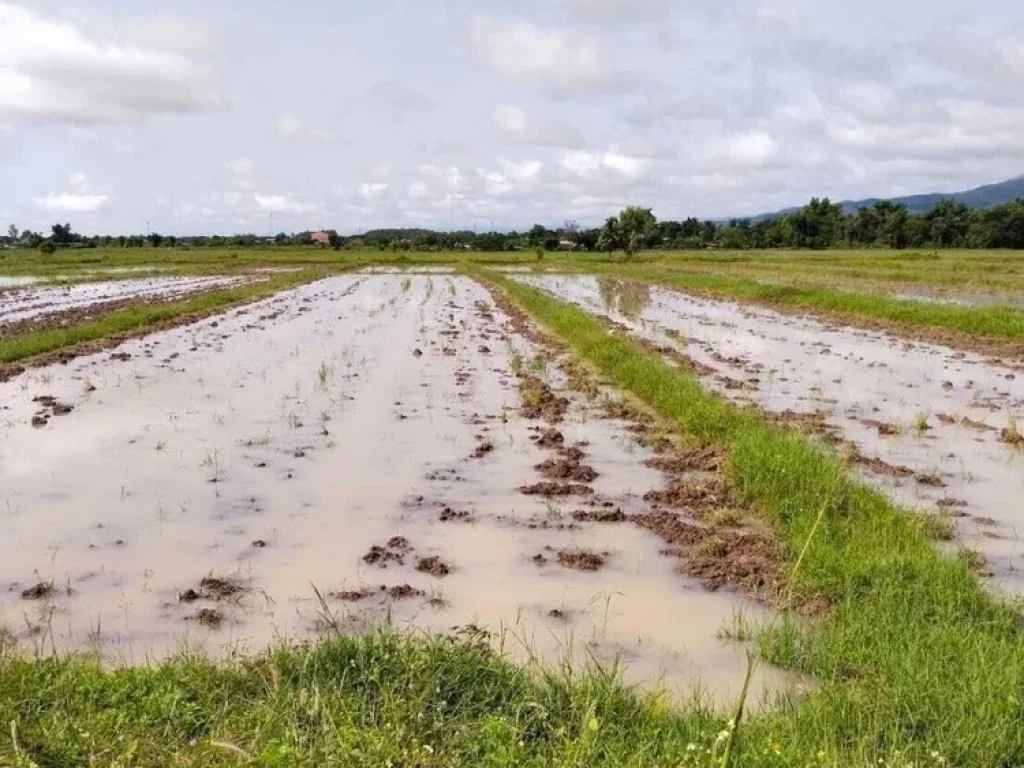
[0,275,256,325]
[518,275,1024,595]
[0,276,41,290]
[891,291,1024,310]
[0,275,791,705]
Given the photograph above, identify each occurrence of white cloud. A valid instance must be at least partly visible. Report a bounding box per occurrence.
[226,157,253,175]
[276,115,301,136]
[359,182,390,199]
[366,81,435,112]
[0,3,220,123]
[255,194,315,214]
[709,132,780,166]
[494,104,526,135]
[561,146,649,178]
[408,181,429,198]
[469,15,615,91]
[555,0,669,23]
[499,158,543,181]
[35,192,110,213]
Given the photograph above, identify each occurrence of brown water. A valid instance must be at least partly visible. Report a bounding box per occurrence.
[518,275,1024,595]
[0,274,793,705]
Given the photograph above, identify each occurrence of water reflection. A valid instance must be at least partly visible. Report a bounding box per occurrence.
[597,277,652,319]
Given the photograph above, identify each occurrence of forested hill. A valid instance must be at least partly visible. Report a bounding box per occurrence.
[759,176,1024,219]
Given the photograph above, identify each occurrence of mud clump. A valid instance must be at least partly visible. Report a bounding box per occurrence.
[519,482,594,497]
[571,508,626,523]
[193,608,223,628]
[178,577,246,603]
[416,556,452,578]
[21,581,54,600]
[30,395,74,428]
[518,374,569,423]
[363,546,404,567]
[388,584,425,600]
[336,588,373,602]
[199,576,245,599]
[634,511,778,594]
[439,506,472,523]
[634,511,704,547]
[557,549,607,572]
[387,536,411,551]
[644,447,723,474]
[536,456,598,483]
[862,419,900,436]
[472,440,495,459]
[533,428,565,448]
[857,455,915,478]
[643,478,730,512]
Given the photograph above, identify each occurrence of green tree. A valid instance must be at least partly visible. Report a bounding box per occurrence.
[617,206,657,258]
[39,240,56,255]
[527,224,548,249]
[50,222,78,245]
[596,217,621,255]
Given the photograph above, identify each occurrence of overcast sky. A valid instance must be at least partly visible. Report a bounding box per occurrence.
[1,0,1023,235]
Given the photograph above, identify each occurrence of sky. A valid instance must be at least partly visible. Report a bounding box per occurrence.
[1,0,1024,236]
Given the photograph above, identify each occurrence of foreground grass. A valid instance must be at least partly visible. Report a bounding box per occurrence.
[596,265,1024,351]
[483,271,1023,766]
[0,270,322,366]
[1,632,740,767]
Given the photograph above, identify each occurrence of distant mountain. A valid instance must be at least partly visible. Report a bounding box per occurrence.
[752,176,1024,221]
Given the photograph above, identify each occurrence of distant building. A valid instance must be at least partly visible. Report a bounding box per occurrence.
[310,231,331,246]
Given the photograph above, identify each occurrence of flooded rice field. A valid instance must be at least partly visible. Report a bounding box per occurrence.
[0,276,42,289]
[0,275,256,327]
[517,276,1024,595]
[0,274,791,705]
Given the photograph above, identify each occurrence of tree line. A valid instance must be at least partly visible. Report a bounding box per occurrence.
[4,196,1024,255]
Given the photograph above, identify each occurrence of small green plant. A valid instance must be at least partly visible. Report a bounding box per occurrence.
[913,412,930,435]
[316,362,334,389]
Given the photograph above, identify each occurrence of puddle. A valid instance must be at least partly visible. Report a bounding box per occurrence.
[0,275,256,326]
[0,274,794,706]
[0,276,42,289]
[518,275,1024,595]
[891,291,1024,310]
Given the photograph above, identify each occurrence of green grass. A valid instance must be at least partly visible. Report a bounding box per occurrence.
[0,632,736,767]
[480,271,1024,766]
[0,270,321,366]
[595,265,1024,349]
